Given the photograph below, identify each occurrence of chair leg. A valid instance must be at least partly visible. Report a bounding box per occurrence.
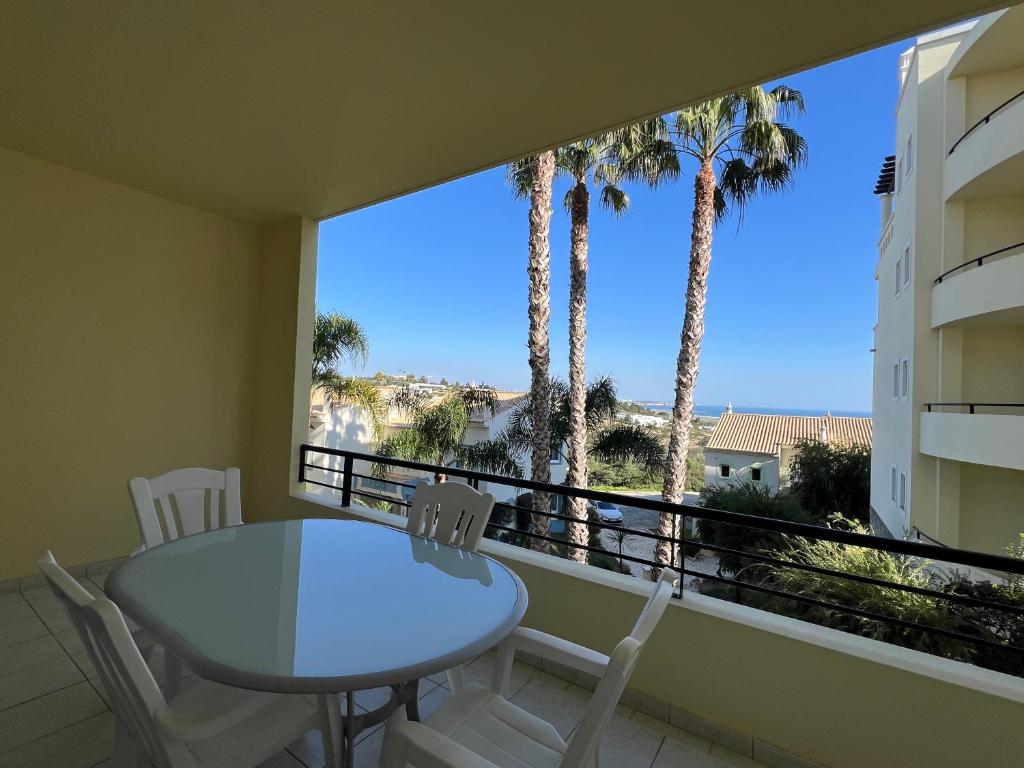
[379,708,407,768]
[445,664,464,693]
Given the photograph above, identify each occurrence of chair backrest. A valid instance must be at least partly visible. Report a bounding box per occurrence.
[406,481,496,551]
[560,568,679,768]
[129,467,242,549]
[37,551,172,766]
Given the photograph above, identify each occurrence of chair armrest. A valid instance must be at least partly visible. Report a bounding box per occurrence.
[156,692,276,743]
[491,627,609,695]
[383,720,500,768]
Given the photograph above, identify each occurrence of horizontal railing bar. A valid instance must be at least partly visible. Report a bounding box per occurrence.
[934,240,1024,283]
[493,501,681,544]
[484,523,669,570]
[350,472,420,490]
[301,446,1024,575]
[948,89,1024,155]
[683,569,1024,655]
[693,540,1024,616]
[348,490,412,508]
[924,402,1024,409]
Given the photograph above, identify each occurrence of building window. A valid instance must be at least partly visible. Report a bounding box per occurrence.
[896,156,903,193]
[903,243,911,288]
[719,464,731,478]
[890,466,897,501]
[906,134,913,175]
[901,358,910,400]
[894,252,903,295]
[892,362,900,401]
[899,470,907,511]
[751,466,762,482]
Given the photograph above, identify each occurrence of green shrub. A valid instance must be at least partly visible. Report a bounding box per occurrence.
[695,483,811,576]
[787,439,870,526]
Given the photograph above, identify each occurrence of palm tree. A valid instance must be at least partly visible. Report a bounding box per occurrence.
[508,151,556,552]
[376,385,521,479]
[554,123,678,563]
[502,376,663,559]
[645,87,808,569]
[311,310,386,439]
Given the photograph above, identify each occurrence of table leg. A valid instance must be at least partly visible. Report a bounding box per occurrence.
[345,692,355,768]
[404,678,421,722]
[318,694,344,768]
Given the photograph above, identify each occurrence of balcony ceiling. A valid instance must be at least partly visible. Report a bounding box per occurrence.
[949,5,1024,77]
[0,1,1011,224]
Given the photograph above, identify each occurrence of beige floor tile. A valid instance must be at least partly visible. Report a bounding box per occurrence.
[0,603,36,629]
[0,617,49,649]
[0,711,114,768]
[415,683,451,722]
[597,709,668,768]
[352,724,385,768]
[0,681,105,753]
[653,732,718,767]
[508,678,588,739]
[0,655,83,711]
[38,610,72,636]
[0,637,65,677]
[18,587,58,611]
[285,728,324,767]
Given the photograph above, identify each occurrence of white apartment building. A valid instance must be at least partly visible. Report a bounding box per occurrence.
[870,8,1024,553]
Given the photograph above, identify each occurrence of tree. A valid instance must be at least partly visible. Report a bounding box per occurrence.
[376,385,522,479]
[311,310,386,439]
[508,151,557,553]
[552,126,671,562]
[788,439,871,526]
[636,87,808,570]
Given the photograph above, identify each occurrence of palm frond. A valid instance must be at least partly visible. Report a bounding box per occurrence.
[506,157,536,200]
[599,185,630,218]
[457,439,524,478]
[589,425,665,474]
[312,311,369,379]
[315,374,388,441]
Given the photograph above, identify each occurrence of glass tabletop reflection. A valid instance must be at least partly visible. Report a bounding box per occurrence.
[106,519,527,693]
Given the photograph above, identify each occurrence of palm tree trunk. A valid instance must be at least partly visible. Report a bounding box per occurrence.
[565,179,590,563]
[527,151,556,553]
[656,160,716,570]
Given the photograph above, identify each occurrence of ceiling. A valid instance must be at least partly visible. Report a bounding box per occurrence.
[0,1,1012,223]
[949,4,1024,76]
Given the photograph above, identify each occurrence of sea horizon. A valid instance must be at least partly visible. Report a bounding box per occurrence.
[632,402,872,419]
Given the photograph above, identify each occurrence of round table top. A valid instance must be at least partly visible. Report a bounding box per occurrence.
[106,519,528,693]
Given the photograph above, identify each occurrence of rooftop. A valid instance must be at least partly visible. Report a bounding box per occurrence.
[706,412,873,455]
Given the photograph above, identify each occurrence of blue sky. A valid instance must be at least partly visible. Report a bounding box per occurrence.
[317,40,910,413]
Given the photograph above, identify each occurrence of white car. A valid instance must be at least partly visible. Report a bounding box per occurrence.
[588,500,624,524]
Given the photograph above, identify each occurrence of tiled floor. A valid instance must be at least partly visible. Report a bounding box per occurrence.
[0,573,767,768]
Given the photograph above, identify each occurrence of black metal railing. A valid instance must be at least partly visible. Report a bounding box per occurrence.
[925,402,1024,414]
[299,445,1024,674]
[934,241,1024,284]
[948,89,1024,155]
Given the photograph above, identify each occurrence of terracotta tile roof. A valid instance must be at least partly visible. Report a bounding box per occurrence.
[706,412,872,455]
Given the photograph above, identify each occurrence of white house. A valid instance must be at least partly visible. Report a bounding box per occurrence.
[306,387,567,508]
[704,409,873,493]
[869,8,1024,551]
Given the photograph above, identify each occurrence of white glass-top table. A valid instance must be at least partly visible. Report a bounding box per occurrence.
[106,519,528,767]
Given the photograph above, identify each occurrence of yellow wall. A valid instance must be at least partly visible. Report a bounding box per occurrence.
[0,147,263,580]
[960,463,1024,553]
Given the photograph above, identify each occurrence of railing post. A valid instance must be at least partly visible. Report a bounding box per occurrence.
[678,514,687,599]
[341,455,354,507]
[969,404,976,414]
[298,444,308,483]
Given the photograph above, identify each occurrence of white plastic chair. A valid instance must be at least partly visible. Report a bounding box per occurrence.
[380,568,679,768]
[129,467,242,550]
[406,481,496,552]
[406,481,496,692]
[37,551,321,768]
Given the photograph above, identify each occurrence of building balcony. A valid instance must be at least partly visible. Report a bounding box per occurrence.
[944,88,1024,202]
[947,6,1024,82]
[920,404,1024,470]
[931,242,1024,327]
